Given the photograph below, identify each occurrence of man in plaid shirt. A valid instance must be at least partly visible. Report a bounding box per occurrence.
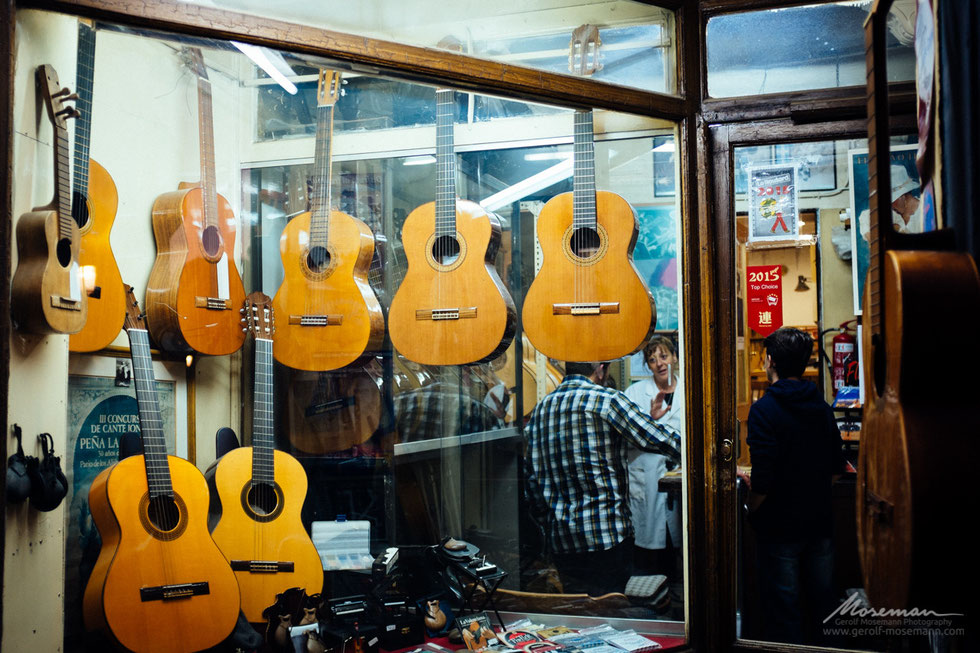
[524,361,682,596]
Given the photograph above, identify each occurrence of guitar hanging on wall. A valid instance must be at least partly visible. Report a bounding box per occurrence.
[521,25,655,362]
[83,286,240,652]
[856,2,980,614]
[11,64,89,335]
[272,69,384,371]
[208,292,323,622]
[145,47,246,356]
[388,88,516,366]
[69,20,127,353]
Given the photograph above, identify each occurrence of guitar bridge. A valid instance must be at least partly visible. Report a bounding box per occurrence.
[290,315,343,326]
[416,307,478,321]
[194,297,232,310]
[305,397,356,418]
[140,581,210,602]
[552,302,620,316]
[50,295,82,311]
[230,560,295,574]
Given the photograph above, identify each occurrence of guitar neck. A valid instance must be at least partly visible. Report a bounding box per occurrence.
[196,75,219,232]
[435,89,457,237]
[72,22,96,204]
[127,328,174,497]
[572,110,597,231]
[55,117,74,242]
[252,337,275,485]
[309,102,335,247]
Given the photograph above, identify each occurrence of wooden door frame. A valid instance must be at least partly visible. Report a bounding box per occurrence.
[702,110,915,652]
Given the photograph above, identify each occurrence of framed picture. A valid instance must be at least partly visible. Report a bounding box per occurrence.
[652,135,676,197]
[746,163,800,243]
[772,141,836,191]
[633,204,680,333]
[64,353,187,653]
[848,143,920,315]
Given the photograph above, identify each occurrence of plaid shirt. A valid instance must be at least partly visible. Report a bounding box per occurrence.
[524,375,681,554]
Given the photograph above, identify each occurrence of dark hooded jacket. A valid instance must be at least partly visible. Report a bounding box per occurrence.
[746,379,846,539]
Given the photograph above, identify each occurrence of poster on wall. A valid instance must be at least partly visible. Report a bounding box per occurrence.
[747,164,800,243]
[848,144,929,314]
[746,264,784,337]
[629,205,680,378]
[63,355,185,653]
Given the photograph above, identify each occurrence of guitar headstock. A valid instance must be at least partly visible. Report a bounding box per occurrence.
[568,24,602,77]
[242,292,275,339]
[180,47,208,80]
[36,64,80,131]
[122,285,147,332]
[317,69,342,107]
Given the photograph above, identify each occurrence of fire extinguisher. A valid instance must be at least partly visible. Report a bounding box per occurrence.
[832,320,858,390]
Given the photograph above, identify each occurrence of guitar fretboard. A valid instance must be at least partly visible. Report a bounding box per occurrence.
[864,7,891,345]
[435,89,457,237]
[572,111,597,231]
[72,22,96,210]
[56,117,74,243]
[309,102,335,248]
[197,76,219,234]
[128,328,174,498]
[251,337,275,486]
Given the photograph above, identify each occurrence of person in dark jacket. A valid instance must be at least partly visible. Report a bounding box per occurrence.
[746,327,846,645]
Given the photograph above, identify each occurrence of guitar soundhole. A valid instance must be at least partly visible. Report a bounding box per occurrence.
[147,495,181,532]
[570,227,601,259]
[247,483,280,517]
[56,238,73,268]
[71,191,90,230]
[431,235,461,266]
[202,225,222,258]
[307,246,331,273]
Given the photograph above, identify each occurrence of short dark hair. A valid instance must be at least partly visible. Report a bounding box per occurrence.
[762,328,813,379]
[565,361,603,377]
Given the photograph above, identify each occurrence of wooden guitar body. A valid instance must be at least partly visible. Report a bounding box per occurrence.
[146,185,246,356]
[81,466,117,637]
[858,250,980,612]
[96,454,241,652]
[209,447,323,622]
[389,199,516,365]
[522,190,654,362]
[11,209,88,334]
[273,209,384,370]
[286,369,381,454]
[70,158,126,352]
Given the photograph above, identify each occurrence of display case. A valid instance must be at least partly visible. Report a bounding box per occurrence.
[5,5,689,651]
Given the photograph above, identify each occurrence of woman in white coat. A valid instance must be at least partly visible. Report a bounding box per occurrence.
[624,335,683,574]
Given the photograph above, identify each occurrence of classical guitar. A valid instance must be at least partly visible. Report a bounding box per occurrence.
[857,4,980,614]
[10,64,88,335]
[388,88,516,365]
[208,292,323,622]
[69,21,126,353]
[145,47,246,356]
[273,69,383,371]
[521,25,654,363]
[285,368,382,455]
[521,108,655,362]
[83,286,240,652]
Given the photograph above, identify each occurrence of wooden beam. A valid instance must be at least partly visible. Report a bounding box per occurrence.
[19,0,691,119]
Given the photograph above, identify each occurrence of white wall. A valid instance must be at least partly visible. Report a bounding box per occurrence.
[4,11,242,649]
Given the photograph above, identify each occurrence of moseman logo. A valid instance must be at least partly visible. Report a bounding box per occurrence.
[824,593,964,623]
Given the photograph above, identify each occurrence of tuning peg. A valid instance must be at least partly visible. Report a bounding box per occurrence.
[52,87,72,97]
[56,106,81,119]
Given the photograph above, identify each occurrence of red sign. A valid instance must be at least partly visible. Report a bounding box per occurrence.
[746,265,783,337]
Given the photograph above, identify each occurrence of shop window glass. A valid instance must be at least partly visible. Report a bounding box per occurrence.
[706,1,916,98]
[7,10,686,649]
[196,0,679,96]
